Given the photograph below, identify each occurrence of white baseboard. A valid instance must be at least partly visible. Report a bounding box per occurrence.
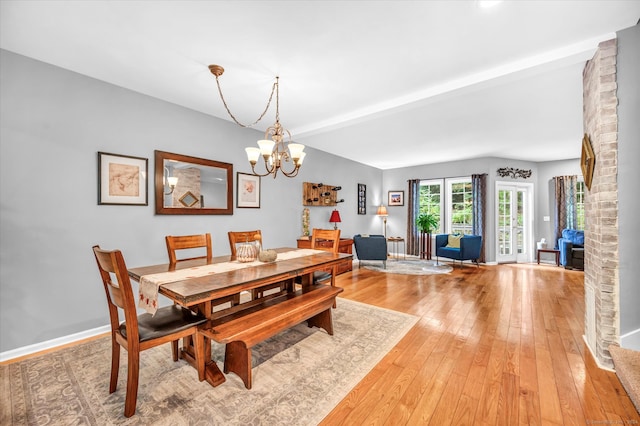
[583,334,615,372]
[0,325,110,363]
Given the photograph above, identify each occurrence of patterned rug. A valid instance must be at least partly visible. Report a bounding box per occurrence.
[610,345,640,414]
[1,298,417,425]
[362,259,453,275]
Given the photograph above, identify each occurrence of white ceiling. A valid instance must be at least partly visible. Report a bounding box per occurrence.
[1,1,639,169]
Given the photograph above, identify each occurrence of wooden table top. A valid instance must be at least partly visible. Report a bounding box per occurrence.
[128,247,351,307]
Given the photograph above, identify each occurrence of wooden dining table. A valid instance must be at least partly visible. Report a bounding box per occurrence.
[127,247,352,387]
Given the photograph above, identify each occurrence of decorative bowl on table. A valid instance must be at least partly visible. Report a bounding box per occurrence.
[237,242,258,262]
[258,249,277,262]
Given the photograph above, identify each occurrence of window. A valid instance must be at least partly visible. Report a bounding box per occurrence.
[419,177,472,234]
[447,178,473,234]
[576,180,585,230]
[418,180,443,233]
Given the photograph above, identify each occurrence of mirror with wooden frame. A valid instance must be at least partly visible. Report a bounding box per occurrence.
[155,150,233,215]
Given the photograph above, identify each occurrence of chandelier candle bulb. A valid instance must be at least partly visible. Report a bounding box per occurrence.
[245,147,261,164]
[258,140,275,157]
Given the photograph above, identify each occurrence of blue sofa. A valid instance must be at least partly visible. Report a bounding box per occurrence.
[558,229,584,270]
[353,234,387,269]
[435,234,482,267]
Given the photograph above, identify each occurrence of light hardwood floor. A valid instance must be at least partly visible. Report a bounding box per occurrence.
[322,262,640,425]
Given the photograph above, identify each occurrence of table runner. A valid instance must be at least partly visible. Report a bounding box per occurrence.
[138,249,325,314]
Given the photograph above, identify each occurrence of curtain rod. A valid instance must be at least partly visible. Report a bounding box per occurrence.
[407,173,487,182]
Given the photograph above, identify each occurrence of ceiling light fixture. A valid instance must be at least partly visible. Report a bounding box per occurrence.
[477,0,503,8]
[209,65,306,179]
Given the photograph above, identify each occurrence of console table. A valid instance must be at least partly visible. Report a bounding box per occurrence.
[297,237,353,274]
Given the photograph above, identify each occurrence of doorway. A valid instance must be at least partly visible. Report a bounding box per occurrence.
[496,182,533,263]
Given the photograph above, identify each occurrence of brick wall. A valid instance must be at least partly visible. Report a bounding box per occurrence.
[582,38,619,369]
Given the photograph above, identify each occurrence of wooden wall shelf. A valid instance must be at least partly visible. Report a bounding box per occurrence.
[303,182,343,206]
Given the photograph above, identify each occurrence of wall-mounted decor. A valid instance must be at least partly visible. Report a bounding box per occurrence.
[98,152,148,206]
[357,183,366,214]
[496,167,532,179]
[237,172,261,208]
[155,150,233,215]
[388,190,404,206]
[302,182,343,206]
[581,133,595,190]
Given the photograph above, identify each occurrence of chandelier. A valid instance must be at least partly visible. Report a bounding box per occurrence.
[209,65,306,178]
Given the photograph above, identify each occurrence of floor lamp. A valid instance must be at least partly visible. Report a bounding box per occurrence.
[376,205,388,239]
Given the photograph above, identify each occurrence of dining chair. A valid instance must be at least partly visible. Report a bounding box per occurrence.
[227,230,263,260]
[165,233,213,263]
[92,245,206,418]
[166,233,239,307]
[310,228,342,288]
[227,230,288,299]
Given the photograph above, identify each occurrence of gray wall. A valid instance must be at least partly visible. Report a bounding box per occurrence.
[0,48,587,354]
[0,50,383,352]
[617,24,640,348]
[382,157,582,263]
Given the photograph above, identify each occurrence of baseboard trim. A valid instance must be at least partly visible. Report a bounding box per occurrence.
[583,334,615,372]
[0,325,110,364]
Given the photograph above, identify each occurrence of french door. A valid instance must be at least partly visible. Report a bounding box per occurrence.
[496,182,533,263]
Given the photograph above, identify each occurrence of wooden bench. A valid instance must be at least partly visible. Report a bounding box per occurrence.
[199,284,343,389]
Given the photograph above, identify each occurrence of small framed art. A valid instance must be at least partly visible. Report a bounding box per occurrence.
[388,190,404,206]
[237,172,261,208]
[98,152,148,205]
[580,133,595,191]
[357,183,366,214]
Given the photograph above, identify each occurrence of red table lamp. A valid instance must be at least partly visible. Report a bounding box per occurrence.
[329,209,342,230]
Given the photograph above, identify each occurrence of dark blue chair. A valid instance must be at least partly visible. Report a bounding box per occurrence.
[435,234,482,267]
[353,234,387,269]
[558,228,584,270]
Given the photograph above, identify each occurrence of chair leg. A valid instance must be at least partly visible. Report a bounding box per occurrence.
[124,348,140,418]
[109,336,120,393]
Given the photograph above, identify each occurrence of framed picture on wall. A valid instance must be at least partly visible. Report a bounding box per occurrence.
[357,183,366,214]
[98,152,148,205]
[581,133,595,190]
[388,190,404,206]
[237,172,261,208]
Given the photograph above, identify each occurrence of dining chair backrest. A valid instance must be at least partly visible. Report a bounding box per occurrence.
[228,230,263,259]
[165,233,213,263]
[92,246,140,342]
[311,228,341,254]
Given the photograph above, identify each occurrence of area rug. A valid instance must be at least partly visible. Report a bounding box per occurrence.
[362,259,453,275]
[610,345,640,414]
[0,299,418,425]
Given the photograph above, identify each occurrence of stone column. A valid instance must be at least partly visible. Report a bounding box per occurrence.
[582,38,619,369]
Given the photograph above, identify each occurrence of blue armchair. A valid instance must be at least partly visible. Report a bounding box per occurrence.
[353,234,387,269]
[435,234,482,267]
[558,229,584,270]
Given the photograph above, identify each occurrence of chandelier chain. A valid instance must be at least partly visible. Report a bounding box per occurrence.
[214,76,278,128]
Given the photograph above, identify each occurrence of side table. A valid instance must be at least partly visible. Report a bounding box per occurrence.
[387,237,405,260]
[537,248,560,266]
